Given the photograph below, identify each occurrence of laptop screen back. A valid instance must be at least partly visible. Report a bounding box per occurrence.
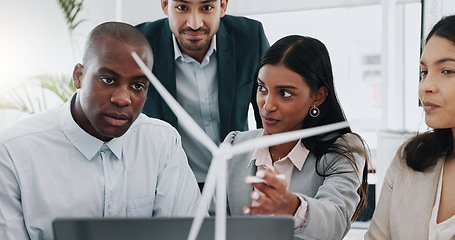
[53,216,294,240]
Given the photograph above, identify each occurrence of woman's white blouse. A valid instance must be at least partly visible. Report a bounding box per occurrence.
[428,165,455,240]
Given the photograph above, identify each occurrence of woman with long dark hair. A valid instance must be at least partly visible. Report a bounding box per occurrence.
[365,15,455,240]
[224,35,370,239]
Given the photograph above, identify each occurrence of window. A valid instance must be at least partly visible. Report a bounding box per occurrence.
[246,3,422,165]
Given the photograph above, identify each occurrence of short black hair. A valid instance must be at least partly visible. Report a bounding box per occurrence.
[82,21,153,66]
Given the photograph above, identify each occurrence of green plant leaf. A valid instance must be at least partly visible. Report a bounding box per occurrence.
[34,74,76,103]
[0,74,76,114]
[56,0,85,34]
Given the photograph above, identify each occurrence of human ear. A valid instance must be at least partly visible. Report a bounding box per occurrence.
[161,0,169,16]
[314,86,328,107]
[220,0,228,17]
[72,63,84,89]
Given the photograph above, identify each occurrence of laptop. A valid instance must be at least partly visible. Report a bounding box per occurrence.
[53,216,294,240]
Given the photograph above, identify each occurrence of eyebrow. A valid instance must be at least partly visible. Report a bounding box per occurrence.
[98,67,119,76]
[98,67,148,81]
[421,58,455,65]
[173,0,217,3]
[436,58,455,64]
[257,78,297,89]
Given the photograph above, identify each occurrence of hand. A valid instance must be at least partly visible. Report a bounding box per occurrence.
[243,167,300,216]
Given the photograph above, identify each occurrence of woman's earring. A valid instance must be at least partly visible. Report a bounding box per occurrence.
[309,104,320,118]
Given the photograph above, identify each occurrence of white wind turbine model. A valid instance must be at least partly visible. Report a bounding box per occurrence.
[131,52,349,240]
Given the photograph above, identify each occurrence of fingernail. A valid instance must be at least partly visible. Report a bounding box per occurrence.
[252,191,260,200]
[244,208,250,214]
[256,171,265,178]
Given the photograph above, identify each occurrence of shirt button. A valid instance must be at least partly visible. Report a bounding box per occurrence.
[108,201,112,208]
[201,98,207,103]
[205,121,211,126]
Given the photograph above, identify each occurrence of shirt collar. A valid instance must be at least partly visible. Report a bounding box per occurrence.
[172,34,217,63]
[249,132,309,171]
[59,94,124,161]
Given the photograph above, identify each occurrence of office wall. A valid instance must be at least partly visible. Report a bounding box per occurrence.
[422,0,455,38]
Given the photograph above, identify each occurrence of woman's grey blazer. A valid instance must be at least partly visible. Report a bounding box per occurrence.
[223,129,365,240]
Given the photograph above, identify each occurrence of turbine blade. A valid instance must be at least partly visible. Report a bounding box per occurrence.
[229,121,349,156]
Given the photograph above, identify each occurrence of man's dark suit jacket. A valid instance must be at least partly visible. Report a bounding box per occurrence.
[136,15,269,141]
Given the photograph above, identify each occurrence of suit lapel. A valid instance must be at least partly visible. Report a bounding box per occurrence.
[289,157,308,193]
[227,156,256,215]
[154,19,178,126]
[387,157,443,238]
[399,157,442,219]
[216,20,236,138]
[226,131,264,215]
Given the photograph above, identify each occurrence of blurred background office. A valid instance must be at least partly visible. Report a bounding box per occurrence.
[1,0,454,239]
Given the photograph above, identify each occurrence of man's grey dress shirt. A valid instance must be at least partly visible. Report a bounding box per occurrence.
[0,97,201,240]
